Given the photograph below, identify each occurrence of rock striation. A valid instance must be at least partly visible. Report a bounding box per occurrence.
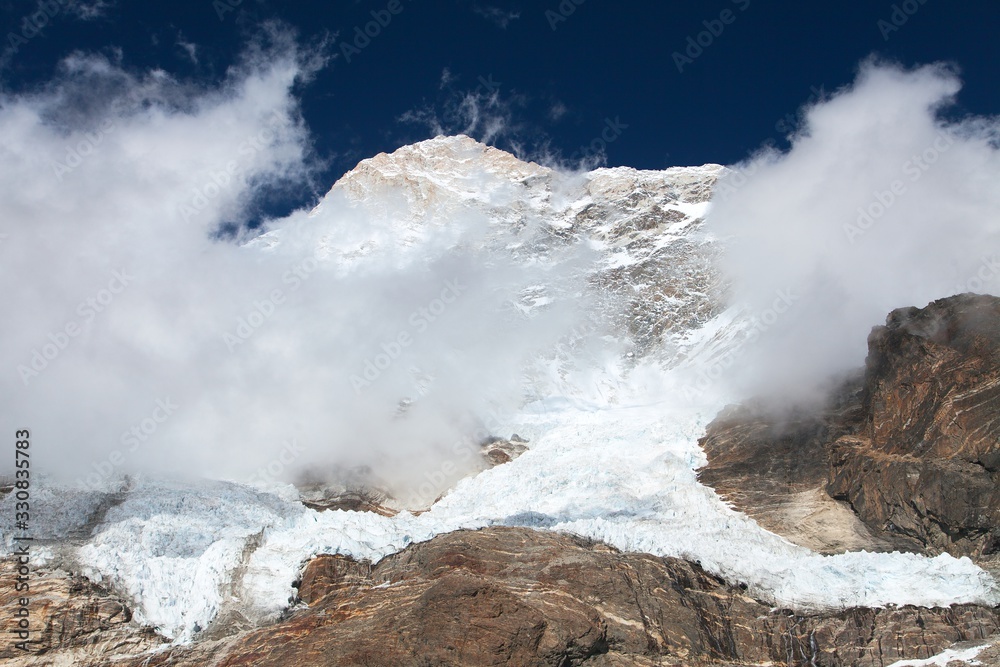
[700,294,1000,559]
[831,294,1000,558]
[0,558,164,665]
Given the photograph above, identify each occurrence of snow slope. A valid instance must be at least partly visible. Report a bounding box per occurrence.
[888,643,990,667]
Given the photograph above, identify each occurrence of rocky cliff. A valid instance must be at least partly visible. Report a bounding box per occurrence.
[833,294,1000,557]
[699,294,1000,559]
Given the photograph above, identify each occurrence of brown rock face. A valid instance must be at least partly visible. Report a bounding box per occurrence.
[277,529,998,667]
[700,294,1000,558]
[480,436,529,467]
[831,294,1000,557]
[696,377,903,554]
[0,558,164,665]
[828,436,1000,556]
[862,295,1000,463]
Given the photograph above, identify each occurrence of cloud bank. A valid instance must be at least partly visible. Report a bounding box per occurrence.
[0,29,591,498]
[708,60,1000,403]
[10,41,997,498]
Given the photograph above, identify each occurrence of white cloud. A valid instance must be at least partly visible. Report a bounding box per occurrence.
[0,28,316,480]
[439,66,455,89]
[0,28,592,498]
[400,73,518,147]
[548,101,568,122]
[65,0,113,21]
[707,59,1000,404]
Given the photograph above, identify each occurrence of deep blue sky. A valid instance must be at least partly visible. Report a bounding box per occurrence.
[2,0,998,195]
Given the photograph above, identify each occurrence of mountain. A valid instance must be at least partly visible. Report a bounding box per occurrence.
[252,134,730,370]
[2,137,999,666]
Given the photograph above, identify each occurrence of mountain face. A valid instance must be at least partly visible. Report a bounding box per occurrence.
[3,137,1000,666]
[700,294,1000,563]
[246,134,733,513]
[254,134,728,371]
[833,294,1000,558]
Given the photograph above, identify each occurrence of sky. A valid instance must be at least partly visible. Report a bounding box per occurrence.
[2,0,998,218]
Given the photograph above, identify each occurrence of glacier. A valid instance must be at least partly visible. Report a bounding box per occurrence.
[60,378,998,642]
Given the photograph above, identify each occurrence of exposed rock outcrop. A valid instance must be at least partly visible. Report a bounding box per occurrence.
[695,374,904,554]
[830,294,1000,557]
[278,528,999,667]
[480,435,529,466]
[699,294,1000,559]
[0,558,165,664]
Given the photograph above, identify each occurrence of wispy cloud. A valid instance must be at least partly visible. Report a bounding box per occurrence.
[439,66,456,89]
[0,24,593,497]
[176,37,198,64]
[65,0,114,21]
[473,4,521,29]
[400,70,520,147]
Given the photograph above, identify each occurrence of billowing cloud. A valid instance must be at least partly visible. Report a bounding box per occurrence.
[0,27,591,503]
[399,71,516,148]
[707,59,1000,404]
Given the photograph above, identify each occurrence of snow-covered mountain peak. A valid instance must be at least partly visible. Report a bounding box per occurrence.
[314,135,724,233]
[326,134,550,216]
[343,133,548,183]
